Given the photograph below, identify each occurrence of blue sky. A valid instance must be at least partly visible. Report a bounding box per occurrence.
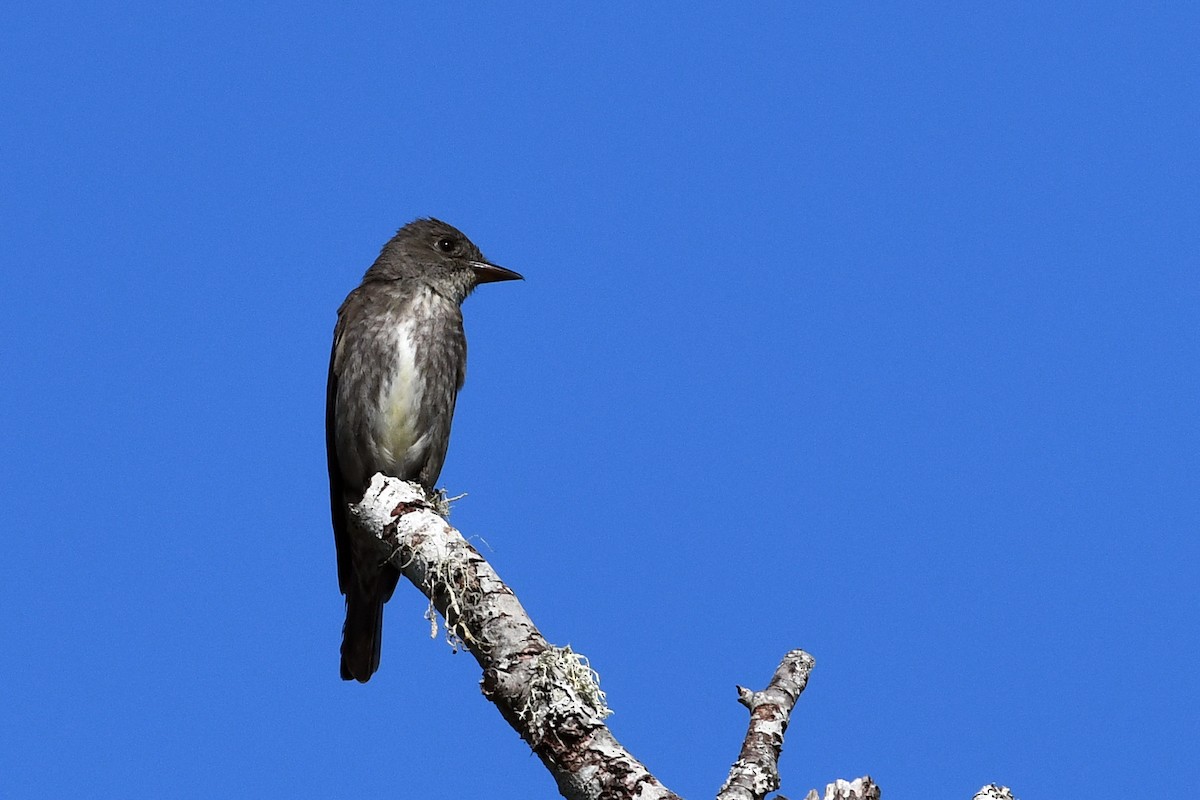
[2,3,1196,798]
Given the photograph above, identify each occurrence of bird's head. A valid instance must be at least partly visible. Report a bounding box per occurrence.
[366,218,522,302]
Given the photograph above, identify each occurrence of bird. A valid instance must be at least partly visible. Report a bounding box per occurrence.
[326,218,522,682]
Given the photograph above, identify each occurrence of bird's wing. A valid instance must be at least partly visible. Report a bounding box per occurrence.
[326,312,355,595]
[413,313,467,489]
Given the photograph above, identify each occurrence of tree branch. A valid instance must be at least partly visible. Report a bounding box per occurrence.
[347,474,1009,800]
[718,650,815,800]
[349,474,680,800]
[803,777,881,800]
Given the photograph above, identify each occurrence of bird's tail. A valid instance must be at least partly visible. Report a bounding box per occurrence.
[340,586,385,682]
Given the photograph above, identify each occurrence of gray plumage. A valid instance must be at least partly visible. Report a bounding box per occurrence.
[326,218,521,682]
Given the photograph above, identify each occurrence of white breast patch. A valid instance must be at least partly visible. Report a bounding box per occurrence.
[374,287,446,473]
[378,317,422,469]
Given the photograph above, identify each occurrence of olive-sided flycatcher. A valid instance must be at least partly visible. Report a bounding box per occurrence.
[326,218,521,682]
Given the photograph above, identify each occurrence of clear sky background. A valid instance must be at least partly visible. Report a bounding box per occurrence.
[2,4,1196,798]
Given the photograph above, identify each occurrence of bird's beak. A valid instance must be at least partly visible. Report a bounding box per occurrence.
[471,261,524,284]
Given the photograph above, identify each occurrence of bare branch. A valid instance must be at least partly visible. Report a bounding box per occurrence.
[717,650,815,800]
[349,475,681,800]
[348,475,999,800]
[803,777,880,800]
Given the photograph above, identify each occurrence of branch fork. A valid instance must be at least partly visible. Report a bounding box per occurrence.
[346,474,1004,799]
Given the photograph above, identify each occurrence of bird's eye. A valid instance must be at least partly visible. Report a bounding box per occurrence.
[436,237,456,253]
